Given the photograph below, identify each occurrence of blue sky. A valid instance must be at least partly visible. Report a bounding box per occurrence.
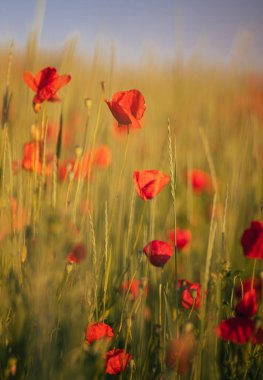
[0,0,263,66]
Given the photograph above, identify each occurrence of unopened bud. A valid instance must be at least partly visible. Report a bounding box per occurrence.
[31,124,40,141]
[33,102,41,113]
[153,324,161,336]
[75,145,83,158]
[84,97,92,111]
[184,322,194,334]
[191,289,197,299]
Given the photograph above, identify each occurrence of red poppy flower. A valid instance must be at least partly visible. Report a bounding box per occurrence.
[59,146,111,181]
[235,278,263,300]
[165,333,195,375]
[105,348,131,375]
[181,282,202,310]
[105,89,146,129]
[92,145,112,168]
[66,243,87,264]
[133,170,170,201]
[23,66,71,107]
[85,322,114,345]
[215,317,255,344]
[120,279,149,301]
[252,327,263,345]
[12,198,26,232]
[186,169,212,194]
[143,240,173,267]
[22,140,53,174]
[0,198,26,241]
[168,228,192,251]
[235,290,257,318]
[241,220,263,260]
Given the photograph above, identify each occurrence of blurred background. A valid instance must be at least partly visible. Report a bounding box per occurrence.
[0,0,263,70]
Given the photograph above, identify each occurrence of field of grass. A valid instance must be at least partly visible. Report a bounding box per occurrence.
[0,35,262,379]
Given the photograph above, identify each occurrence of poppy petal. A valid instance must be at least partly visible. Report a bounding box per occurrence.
[23,72,38,92]
[215,317,255,344]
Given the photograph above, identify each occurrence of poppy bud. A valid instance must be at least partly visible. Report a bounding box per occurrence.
[84,97,92,111]
[33,102,41,113]
[69,171,75,181]
[191,289,197,300]
[153,324,162,336]
[100,81,106,93]
[184,322,194,334]
[31,124,40,141]
[66,262,73,274]
[75,145,83,158]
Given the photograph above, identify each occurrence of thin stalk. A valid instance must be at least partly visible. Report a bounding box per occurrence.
[168,120,178,337]
[132,202,146,252]
[109,129,130,232]
[251,259,257,291]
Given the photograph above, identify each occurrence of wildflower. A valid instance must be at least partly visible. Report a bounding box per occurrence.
[133,170,170,201]
[120,279,149,301]
[143,240,173,267]
[85,322,114,345]
[235,278,263,300]
[22,140,53,174]
[58,145,112,181]
[92,145,112,168]
[235,290,257,318]
[165,331,195,375]
[66,243,87,264]
[241,221,263,260]
[186,169,211,194]
[180,282,202,310]
[23,66,71,110]
[105,348,131,375]
[168,228,192,251]
[105,89,146,129]
[215,317,255,344]
[215,290,260,344]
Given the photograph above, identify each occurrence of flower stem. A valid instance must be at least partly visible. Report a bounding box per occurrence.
[251,259,257,291]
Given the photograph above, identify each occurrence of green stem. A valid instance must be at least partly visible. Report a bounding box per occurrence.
[251,259,257,291]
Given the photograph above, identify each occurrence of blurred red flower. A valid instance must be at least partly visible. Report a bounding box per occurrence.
[66,243,87,264]
[241,221,263,260]
[105,348,131,375]
[215,289,260,344]
[143,240,173,267]
[22,140,53,175]
[165,332,195,375]
[0,198,26,241]
[105,89,145,130]
[47,121,71,147]
[235,290,257,318]
[168,228,192,251]
[59,145,112,181]
[120,279,149,301]
[85,322,114,345]
[186,169,212,194]
[92,145,112,168]
[215,317,255,344]
[133,170,170,201]
[180,282,202,310]
[23,67,71,108]
[235,278,263,300]
[252,327,263,345]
